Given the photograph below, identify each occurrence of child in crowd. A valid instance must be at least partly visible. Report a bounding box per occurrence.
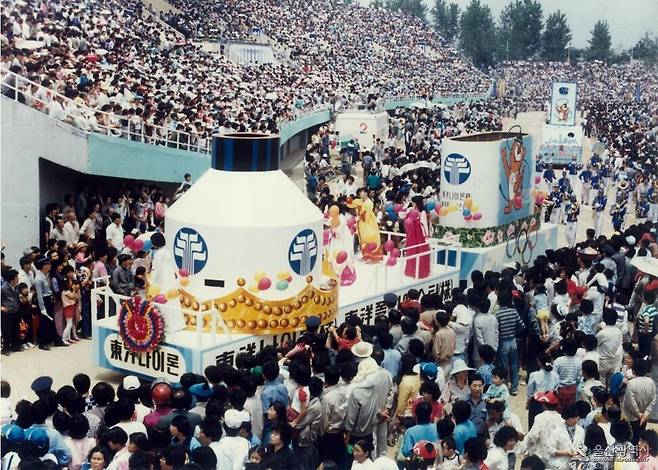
[438,436,461,470]
[532,283,550,341]
[476,345,496,387]
[484,367,510,414]
[61,277,80,344]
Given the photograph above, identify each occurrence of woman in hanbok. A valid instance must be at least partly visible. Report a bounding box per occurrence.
[348,189,383,262]
[403,208,430,278]
[327,204,356,286]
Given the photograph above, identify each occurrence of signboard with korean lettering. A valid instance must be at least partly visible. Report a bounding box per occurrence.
[199,271,458,369]
[96,327,191,382]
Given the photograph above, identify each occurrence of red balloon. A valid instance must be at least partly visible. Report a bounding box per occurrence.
[123,235,135,247]
[364,242,377,253]
[178,268,190,277]
[383,239,395,253]
[534,175,541,184]
[132,239,144,251]
[258,277,272,290]
[335,250,348,264]
[391,248,400,258]
[513,195,524,209]
[386,256,398,267]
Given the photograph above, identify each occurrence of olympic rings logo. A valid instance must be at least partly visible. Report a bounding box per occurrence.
[505,225,539,265]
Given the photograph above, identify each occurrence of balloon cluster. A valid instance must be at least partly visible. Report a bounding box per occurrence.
[384,201,404,222]
[531,175,545,206]
[179,268,190,287]
[460,197,482,221]
[123,235,152,252]
[383,239,400,267]
[436,204,459,217]
[249,271,292,293]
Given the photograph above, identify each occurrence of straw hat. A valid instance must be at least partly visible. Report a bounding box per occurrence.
[450,359,474,375]
[631,257,658,277]
[351,341,374,358]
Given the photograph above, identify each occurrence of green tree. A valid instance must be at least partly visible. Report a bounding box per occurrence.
[431,0,460,42]
[497,0,543,60]
[382,0,427,20]
[459,0,497,68]
[586,20,612,61]
[541,10,572,61]
[632,32,658,64]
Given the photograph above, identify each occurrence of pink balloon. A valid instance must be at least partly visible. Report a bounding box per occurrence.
[472,213,482,221]
[386,256,398,267]
[391,248,400,258]
[513,195,524,209]
[178,268,190,277]
[153,294,167,304]
[335,250,348,264]
[364,242,377,253]
[257,277,272,290]
[123,235,135,247]
[393,204,403,213]
[534,175,541,184]
[323,229,331,246]
[383,239,395,253]
[464,214,472,221]
[535,195,544,205]
[347,217,357,227]
[132,239,144,251]
[435,205,441,215]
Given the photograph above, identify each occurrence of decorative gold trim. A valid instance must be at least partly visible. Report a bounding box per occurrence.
[178,279,338,334]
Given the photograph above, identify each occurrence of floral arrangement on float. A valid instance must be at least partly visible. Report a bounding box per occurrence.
[118,296,166,353]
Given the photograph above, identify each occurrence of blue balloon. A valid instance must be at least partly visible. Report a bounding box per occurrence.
[463,208,471,217]
[425,201,436,212]
[389,212,398,222]
[143,239,153,251]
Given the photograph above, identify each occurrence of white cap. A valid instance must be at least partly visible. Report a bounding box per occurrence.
[224,409,250,428]
[123,376,140,391]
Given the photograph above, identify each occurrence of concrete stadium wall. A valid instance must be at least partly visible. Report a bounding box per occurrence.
[1,97,89,266]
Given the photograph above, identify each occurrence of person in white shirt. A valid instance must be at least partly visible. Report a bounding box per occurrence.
[80,210,97,241]
[485,425,520,470]
[546,406,585,470]
[50,216,67,241]
[106,427,129,470]
[63,212,80,246]
[213,409,250,470]
[596,308,623,387]
[106,213,124,251]
[112,398,147,437]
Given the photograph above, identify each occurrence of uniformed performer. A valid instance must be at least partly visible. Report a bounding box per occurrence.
[593,188,607,238]
[549,183,563,225]
[579,165,592,205]
[565,195,580,247]
[558,170,570,193]
[610,201,626,232]
[636,193,650,224]
[615,180,630,227]
[566,157,580,191]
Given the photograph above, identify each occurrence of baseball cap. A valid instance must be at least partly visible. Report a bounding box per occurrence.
[2,424,25,444]
[27,428,49,448]
[412,362,438,380]
[224,409,250,428]
[123,376,140,391]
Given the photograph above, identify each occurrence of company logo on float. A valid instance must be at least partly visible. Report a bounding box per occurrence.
[173,227,208,275]
[288,229,318,276]
[443,153,471,185]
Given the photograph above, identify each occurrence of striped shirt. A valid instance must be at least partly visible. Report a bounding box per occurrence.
[496,307,524,341]
[637,304,658,334]
[553,355,582,386]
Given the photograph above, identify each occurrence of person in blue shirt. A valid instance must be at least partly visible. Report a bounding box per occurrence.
[593,188,607,237]
[549,183,563,224]
[26,400,72,465]
[379,332,401,378]
[260,361,289,414]
[610,202,626,232]
[543,165,555,185]
[590,169,601,192]
[400,401,439,458]
[566,158,579,176]
[557,170,570,193]
[452,400,477,454]
[636,194,650,223]
[579,166,592,205]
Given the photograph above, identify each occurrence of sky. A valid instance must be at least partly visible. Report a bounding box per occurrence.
[358,0,658,49]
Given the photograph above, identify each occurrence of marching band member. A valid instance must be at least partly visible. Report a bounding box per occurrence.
[549,183,563,225]
[610,201,626,232]
[565,195,580,248]
[616,180,629,228]
[558,170,570,193]
[579,165,592,205]
[593,188,607,237]
[566,157,580,191]
[636,193,649,224]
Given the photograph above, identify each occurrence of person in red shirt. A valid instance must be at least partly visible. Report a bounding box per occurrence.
[411,381,444,423]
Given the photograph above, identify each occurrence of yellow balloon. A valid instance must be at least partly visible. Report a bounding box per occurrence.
[277,271,290,281]
[328,205,340,217]
[439,207,449,217]
[180,277,190,287]
[331,217,340,228]
[471,204,479,212]
[254,271,266,281]
[464,197,473,209]
[148,284,161,297]
[166,289,179,300]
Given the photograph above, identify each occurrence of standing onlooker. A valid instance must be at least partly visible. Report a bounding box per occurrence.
[621,359,656,444]
[495,289,525,395]
[1,269,21,355]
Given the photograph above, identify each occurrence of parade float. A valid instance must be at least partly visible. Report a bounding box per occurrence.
[91,133,460,381]
[434,130,558,278]
[539,81,584,166]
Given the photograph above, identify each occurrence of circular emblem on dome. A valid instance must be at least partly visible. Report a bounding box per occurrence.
[288,229,318,276]
[173,227,208,275]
